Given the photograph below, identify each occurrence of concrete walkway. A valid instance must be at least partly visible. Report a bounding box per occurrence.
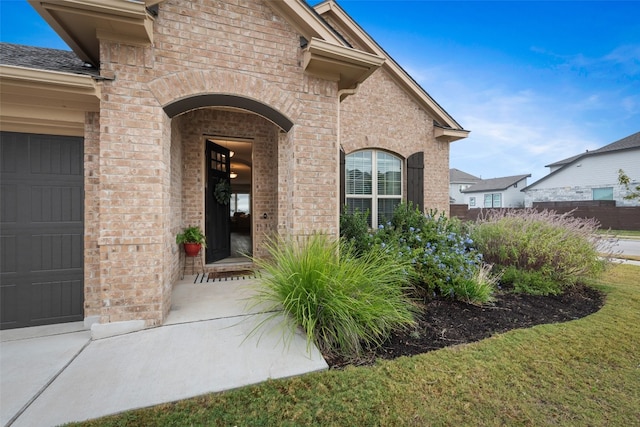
[1,277,327,427]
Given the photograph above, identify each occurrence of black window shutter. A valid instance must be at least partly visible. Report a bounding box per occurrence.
[340,149,346,209]
[407,152,424,212]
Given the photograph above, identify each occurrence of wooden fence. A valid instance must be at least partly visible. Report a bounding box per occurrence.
[450,201,640,231]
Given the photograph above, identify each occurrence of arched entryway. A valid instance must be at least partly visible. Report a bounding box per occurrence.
[169,103,286,266]
[164,94,293,132]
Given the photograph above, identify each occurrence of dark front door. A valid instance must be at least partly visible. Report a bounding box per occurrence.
[1,132,84,329]
[205,140,231,263]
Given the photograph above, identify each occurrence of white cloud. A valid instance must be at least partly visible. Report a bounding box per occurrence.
[402,60,617,183]
[602,45,640,76]
[534,44,640,79]
[621,95,640,116]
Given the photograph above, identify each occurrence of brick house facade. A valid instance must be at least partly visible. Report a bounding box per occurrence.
[0,0,468,332]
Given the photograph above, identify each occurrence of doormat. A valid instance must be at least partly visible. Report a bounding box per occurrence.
[205,270,256,282]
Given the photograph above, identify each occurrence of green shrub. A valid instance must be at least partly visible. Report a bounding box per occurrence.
[339,207,372,256]
[500,266,560,295]
[471,209,611,294]
[250,234,416,359]
[373,203,494,305]
[453,263,499,304]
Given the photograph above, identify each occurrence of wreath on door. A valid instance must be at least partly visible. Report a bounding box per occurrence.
[214,179,232,205]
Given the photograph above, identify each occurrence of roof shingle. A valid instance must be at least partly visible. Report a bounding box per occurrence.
[0,42,100,77]
[546,131,640,167]
[450,168,481,183]
[461,174,531,193]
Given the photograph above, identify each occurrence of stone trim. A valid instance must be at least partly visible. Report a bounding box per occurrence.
[148,69,302,128]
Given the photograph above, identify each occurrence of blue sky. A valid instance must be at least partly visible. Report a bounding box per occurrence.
[1,0,639,183]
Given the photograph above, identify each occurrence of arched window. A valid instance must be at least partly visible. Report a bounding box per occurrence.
[345,150,402,227]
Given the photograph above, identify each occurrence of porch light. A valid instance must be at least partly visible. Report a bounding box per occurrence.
[230,171,238,179]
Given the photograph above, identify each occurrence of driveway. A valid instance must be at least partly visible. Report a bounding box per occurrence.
[1,277,327,427]
[614,238,640,258]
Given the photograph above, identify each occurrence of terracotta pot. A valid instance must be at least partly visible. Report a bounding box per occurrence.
[183,243,202,257]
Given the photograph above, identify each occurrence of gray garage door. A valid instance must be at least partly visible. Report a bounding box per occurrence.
[1,132,84,329]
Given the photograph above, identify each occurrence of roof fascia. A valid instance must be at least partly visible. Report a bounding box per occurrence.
[434,127,471,143]
[28,0,154,66]
[314,1,467,134]
[0,64,100,136]
[266,0,347,45]
[0,64,100,96]
[303,37,385,91]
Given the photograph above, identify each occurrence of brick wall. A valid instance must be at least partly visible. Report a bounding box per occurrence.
[291,77,340,236]
[425,139,451,215]
[277,130,295,236]
[340,69,449,213]
[97,40,166,326]
[83,112,101,317]
[168,116,182,286]
[87,0,452,326]
[162,113,176,319]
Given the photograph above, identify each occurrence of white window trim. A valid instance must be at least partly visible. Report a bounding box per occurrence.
[483,193,502,208]
[345,150,403,228]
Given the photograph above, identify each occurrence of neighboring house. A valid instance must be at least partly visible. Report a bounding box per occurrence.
[449,168,481,203]
[0,0,468,331]
[523,132,640,207]
[461,174,531,208]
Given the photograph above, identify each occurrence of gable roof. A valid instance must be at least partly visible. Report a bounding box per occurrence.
[461,174,531,193]
[25,0,384,93]
[450,168,481,183]
[546,131,640,168]
[313,0,469,141]
[525,131,640,190]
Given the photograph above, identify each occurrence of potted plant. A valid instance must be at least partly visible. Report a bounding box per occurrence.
[176,225,206,257]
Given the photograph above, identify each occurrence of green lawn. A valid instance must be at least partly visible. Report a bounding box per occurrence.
[598,229,640,238]
[71,264,640,427]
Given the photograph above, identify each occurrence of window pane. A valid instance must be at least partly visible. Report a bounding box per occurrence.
[593,187,613,200]
[484,194,492,207]
[377,152,402,195]
[230,193,251,215]
[345,150,403,228]
[347,198,372,227]
[469,197,476,207]
[378,198,401,226]
[493,193,501,207]
[346,151,372,195]
[237,194,250,213]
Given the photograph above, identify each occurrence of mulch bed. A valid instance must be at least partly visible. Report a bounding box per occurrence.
[325,283,605,369]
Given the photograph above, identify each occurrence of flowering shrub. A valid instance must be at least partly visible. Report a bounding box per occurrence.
[371,204,492,303]
[471,208,612,295]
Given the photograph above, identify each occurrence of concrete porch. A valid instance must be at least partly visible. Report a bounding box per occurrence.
[1,274,327,427]
[166,273,265,324]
